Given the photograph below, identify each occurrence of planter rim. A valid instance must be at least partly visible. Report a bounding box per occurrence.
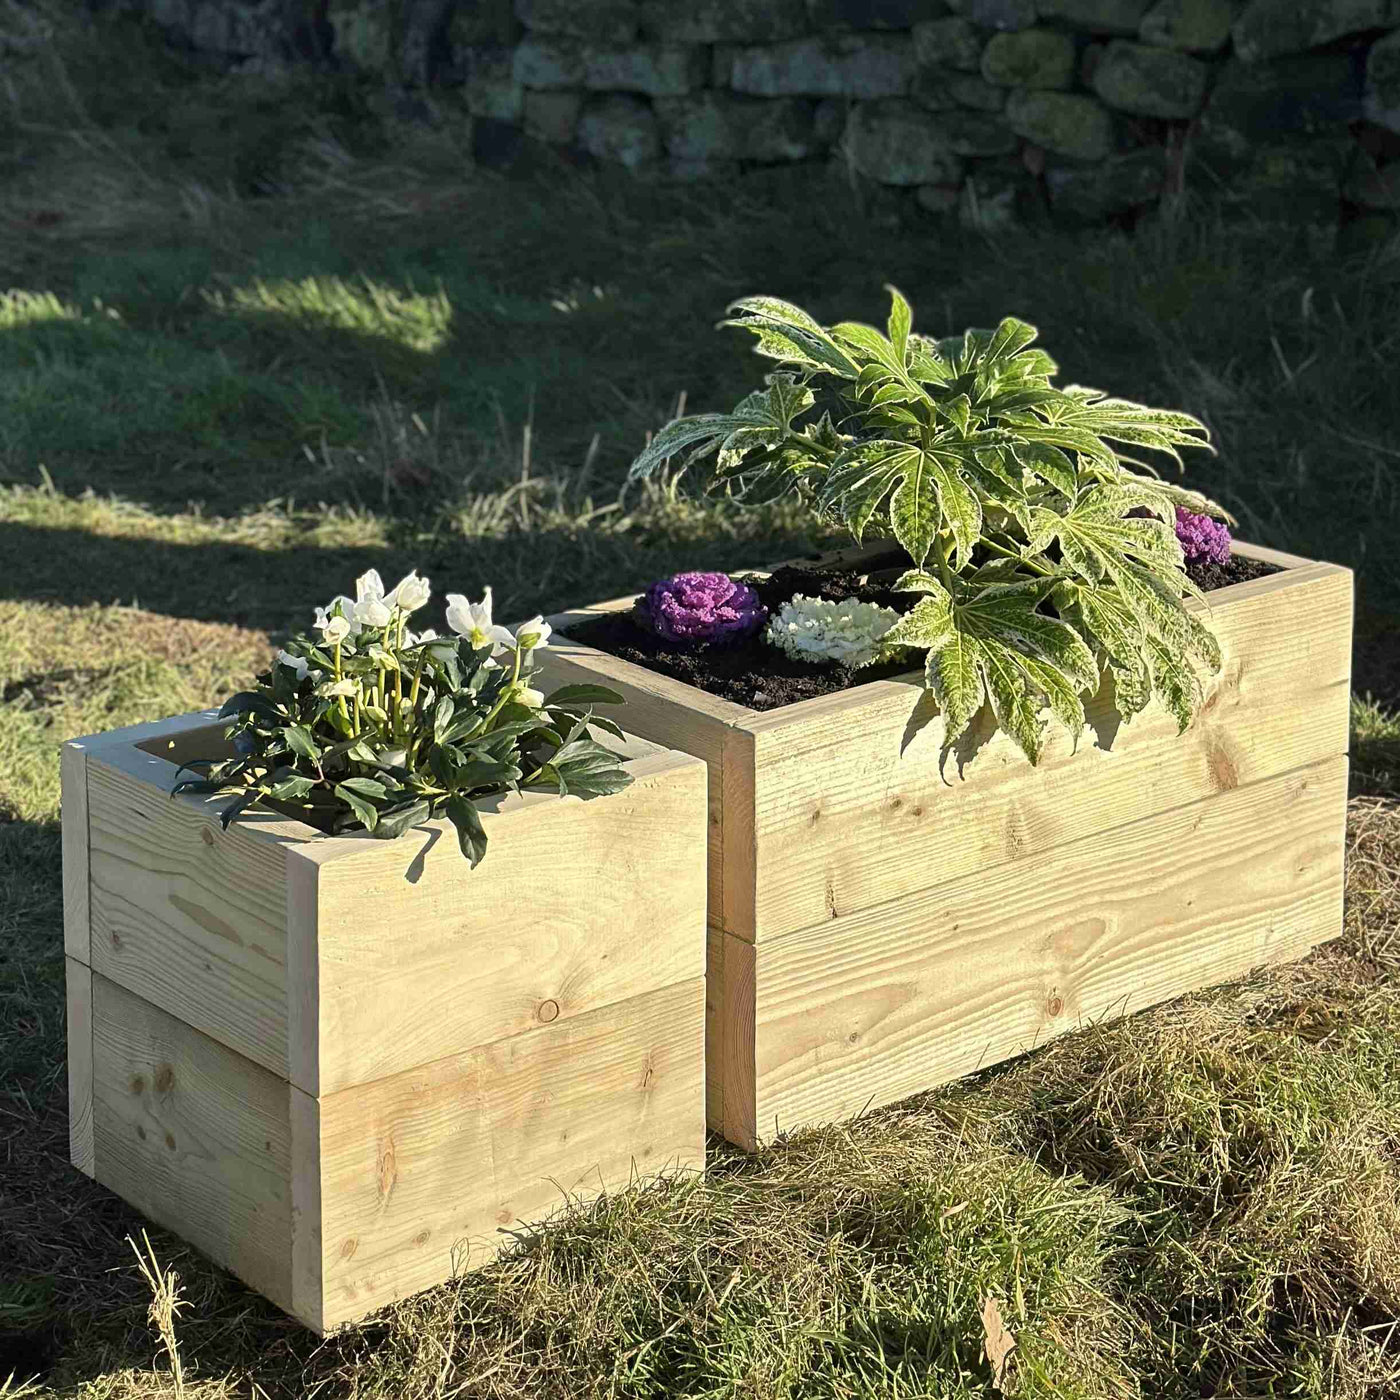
[536,539,1351,731]
[66,710,685,857]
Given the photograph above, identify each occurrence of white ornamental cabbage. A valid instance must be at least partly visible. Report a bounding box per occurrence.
[766,593,905,668]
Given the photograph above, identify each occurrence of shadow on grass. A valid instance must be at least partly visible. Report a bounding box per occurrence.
[0,519,824,635]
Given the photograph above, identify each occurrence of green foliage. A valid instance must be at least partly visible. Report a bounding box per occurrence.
[174,572,632,867]
[629,287,1234,763]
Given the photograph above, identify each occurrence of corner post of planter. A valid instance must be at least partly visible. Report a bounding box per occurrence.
[61,738,95,1176]
[284,843,327,1332]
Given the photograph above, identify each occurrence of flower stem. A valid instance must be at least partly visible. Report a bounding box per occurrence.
[480,648,523,730]
[333,641,350,726]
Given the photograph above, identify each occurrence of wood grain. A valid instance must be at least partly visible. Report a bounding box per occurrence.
[66,957,94,1176]
[299,751,709,1094]
[737,562,1352,941]
[85,744,298,1077]
[314,977,707,1330]
[532,635,738,933]
[61,742,91,964]
[745,755,1348,1144]
[290,1087,324,1333]
[90,973,295,1313]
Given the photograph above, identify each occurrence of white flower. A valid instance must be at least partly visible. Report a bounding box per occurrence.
[316,677,357,698]
[353,569,392,629]
[514,615,552,652]
[445,587,515,654]
[314,609,352,646]
[387,569,431,615]
[405,627,438,647]
[765,594,904,669]
[276,650,311,681]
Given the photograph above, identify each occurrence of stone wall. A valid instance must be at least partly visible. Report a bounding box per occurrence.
[110,0,1400,239]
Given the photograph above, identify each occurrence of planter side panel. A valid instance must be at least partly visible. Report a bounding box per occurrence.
[749,755,1348,1142]
[85,745,297,1078]
[66,957,94,1176]
[745,564,1352,942]
[314,976,707,1330]
[531,644,737,930]
[89,972,295,1313]
[306,753,708,1093]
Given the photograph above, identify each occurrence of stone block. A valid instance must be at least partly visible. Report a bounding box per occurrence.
[808,0,952,25]
[1231,0,1399,65]
[912,15,986,69]
[460,43,525,120]
[933,108,1020,151]
[842,98,966,182]
[1005,88,1116,157]
[916,182,963,212]
[730,33,919,96]
[1197,53,1365,161]
[583,44,710,95]
[641,0,809,42]
[814,96,850,143]
[523,87,583,141]
[654,93,819,160]
[1137,0,1237,51]
[1367,28,1400,134]
[970,0,1037,26]
[514,0,639,42]
[514,36,585,87]
[1046,143,1166,217]
[1091,39,1208,116]
[1035,0,1151,33]
[577,92,662,166]
[981,27,1075,87]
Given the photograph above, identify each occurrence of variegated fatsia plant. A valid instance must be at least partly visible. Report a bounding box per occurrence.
[627,287,1236,765]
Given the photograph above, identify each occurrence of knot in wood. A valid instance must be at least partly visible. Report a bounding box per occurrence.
[1046,994,1064,1018]
[153,1063,175,1093]
[538,998,560,1023]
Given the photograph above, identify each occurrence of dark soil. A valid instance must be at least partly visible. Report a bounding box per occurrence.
[564,550,1282,712]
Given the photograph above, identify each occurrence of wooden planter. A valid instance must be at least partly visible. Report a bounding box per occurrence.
[533,542,1354,1151]
[63,712,709,1332]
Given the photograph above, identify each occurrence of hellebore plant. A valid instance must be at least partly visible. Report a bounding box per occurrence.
[645,571,768,644]
[627,288,1237,764]
[175,570,632,867]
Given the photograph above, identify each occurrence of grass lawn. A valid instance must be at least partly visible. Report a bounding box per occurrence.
[3,4,1400,1396]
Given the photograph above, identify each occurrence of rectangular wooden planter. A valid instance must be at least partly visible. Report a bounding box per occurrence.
[63,712,709,1333]
[532,542,1354,1151]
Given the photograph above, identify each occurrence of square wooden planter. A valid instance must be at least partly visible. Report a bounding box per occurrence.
[533,542,1354,1151]
[62,712,709,1333]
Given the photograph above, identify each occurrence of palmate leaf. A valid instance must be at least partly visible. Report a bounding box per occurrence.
[718,296,860,379]
[1027,485,1185,583]
[820,438,981,568]
[1038,388,1214,469]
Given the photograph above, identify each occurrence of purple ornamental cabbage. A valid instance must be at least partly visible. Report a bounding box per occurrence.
[645,571,767,645]
[1174,506,1231,566]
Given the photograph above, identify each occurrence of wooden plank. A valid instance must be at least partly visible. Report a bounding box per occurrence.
[748,755,1348,1142]
[66,957,94,1176]
[715,932,756,1151]
[532,641,737,934]
[65,707,225,754]
[289,1087,324,1334]
[133,720,235,773]
[61,743,91,964]
[297,750,709,1095]
[704,927,724,1133]
[90,973,294,1313]
[314,977,707,1331]
[85,743,299,1078]
[737,563,1352,942]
